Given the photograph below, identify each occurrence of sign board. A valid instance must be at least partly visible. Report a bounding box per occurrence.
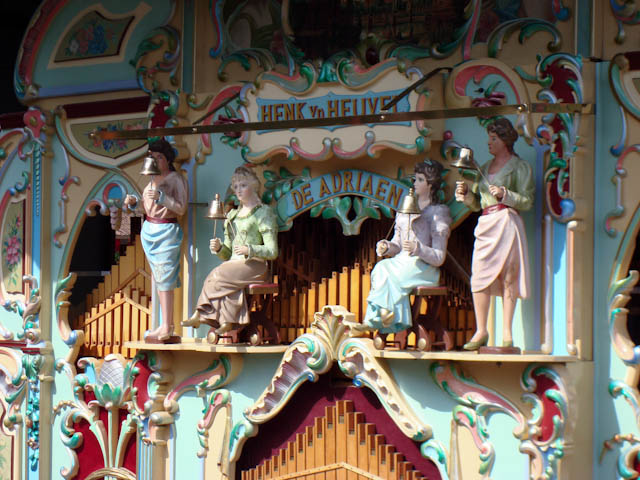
[238,61,432,163]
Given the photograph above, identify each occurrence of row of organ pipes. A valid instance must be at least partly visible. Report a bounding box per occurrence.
[71,210,478,355]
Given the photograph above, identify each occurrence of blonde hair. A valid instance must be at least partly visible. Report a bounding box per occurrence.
[231,166,260,195]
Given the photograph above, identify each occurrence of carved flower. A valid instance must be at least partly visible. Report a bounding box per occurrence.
[94,356,126,407]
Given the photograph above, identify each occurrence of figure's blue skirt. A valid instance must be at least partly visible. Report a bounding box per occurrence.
[364,253,439,333]
[141,222,182,291]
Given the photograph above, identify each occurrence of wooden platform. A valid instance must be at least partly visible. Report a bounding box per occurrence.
[124,339,578,362]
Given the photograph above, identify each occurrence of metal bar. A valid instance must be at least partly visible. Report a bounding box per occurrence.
[92,103,594,140]
[381,66,452,111]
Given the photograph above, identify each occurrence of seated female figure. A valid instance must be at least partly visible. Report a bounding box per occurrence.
[184,166,278,335]
[363,159,451,334]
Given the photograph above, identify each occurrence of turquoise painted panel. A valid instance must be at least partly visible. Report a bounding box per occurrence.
[226,355,282,427]
[0,131,34,334]
[486,413,530,478]
[30,0,173,94]
[576,0,592,58]
[171,392,205,479]
[386,359,459,433]
[191,141,244,326]
[49,137,79,353]
[593,61,633,477]
[552,221,568,356]
[182,1,195,93]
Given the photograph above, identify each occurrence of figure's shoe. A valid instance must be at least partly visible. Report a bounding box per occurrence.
[463,333,489,351]
[156,327,175,342]
[215,322,234,335]
[502,339,514,348]
[144,329,158,341]
[182,311,201,328]
[349,322,371,333]
[379,308,395,328]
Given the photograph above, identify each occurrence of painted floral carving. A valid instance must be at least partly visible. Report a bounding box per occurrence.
[1,206,23,291]
[86,121,146,154]
[67,22,113,57]
[55,11,133,62]
[211,0,569,82]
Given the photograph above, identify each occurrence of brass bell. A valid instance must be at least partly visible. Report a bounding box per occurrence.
[206,193,226,238]
[140,154,161,176]
[397,188,421,215]
[205,194,226,220]
[450,147,478,170]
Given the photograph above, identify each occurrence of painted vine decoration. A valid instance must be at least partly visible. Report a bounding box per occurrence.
[517,53,583,222]
[261,166,311,204]
[610,0,640,44]
[2,276,41,344]
[161,356,233,459]
[519,364,568,480]
[130,25,180,94]
[209,0,569,85]
[0,352,46,472]
[23,354,44,471]
[53,353,160,479]
[260,166,417,236]
[603,205,640,478]
[431,361,568,479]
[231,306,443,471]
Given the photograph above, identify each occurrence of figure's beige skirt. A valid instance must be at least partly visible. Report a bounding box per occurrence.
[471,208,530,299]
[195,258,267,327]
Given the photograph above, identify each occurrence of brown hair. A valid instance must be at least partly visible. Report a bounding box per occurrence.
[487,118,518,153]
[414,158,444,204]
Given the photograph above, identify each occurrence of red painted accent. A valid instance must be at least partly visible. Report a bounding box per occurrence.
[454,65,520,104]
[122,424,137,474]
[73,417,105,479]
[203,86,243,126]
[133,355,153,411]
[17,1,69,86]
[0,342,28,349]
[73,407,136,479]
[541,58,580,214]
[121,410,136,473]
[624,51,640,70]
[0,113,27,130]
[533,373,562,443]
[150,101,170,129]
[63,97,150,119]
[237,371,441,479]
[84,390,96,404]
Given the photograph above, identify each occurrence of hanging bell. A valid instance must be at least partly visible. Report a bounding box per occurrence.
[140,154,161,176]
[450,147,478,170]
[205,193,226,220]
[397,188,421,214]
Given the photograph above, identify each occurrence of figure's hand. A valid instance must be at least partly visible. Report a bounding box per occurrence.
[210,238,221,254]
[144,189,160,201]
[234,245,249,256]
[454,181,468,202]
[402,240,416,254]
[488,185,504,200]
[124,194,137,206]
[376,240,389,257]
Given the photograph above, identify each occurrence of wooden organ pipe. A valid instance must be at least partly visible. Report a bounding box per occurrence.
[240,400,428,480]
